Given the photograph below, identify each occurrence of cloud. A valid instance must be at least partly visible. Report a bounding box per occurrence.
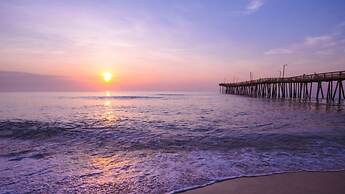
[315,49,335,55]
[235,0,264,15]
[265,48,293,55]
[246,0,264,13]
[265,22,345,55]
[0,71,89,91]
[304,36,334,47]
[264,36,336,55]
[336,21,345,29]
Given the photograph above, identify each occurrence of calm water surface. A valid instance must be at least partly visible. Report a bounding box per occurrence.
[0,92,345,193]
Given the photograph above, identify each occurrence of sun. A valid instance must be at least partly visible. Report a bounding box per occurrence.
[103,72,113,83]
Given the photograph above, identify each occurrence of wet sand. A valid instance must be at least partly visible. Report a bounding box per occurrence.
[183,171,345,194]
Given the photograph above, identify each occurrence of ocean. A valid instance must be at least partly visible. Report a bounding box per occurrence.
[0,92,345,193]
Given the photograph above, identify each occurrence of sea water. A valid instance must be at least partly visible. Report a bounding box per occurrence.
[0,92,345,193]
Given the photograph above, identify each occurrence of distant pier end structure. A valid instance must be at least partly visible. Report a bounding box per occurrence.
[219,71,345,103]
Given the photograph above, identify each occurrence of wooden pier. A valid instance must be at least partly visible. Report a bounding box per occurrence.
[219,70,345,103]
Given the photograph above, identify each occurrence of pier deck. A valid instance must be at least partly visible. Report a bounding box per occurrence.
[219,70,345,103]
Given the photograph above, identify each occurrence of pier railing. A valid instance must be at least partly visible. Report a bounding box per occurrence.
[219,70,345,103]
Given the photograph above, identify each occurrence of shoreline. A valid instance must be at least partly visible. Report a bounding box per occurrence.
[179,170,345,194]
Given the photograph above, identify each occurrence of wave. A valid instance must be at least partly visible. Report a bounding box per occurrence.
[75,95,163,100]
[155,93,185,96]
[1,119,345,193]
[2,120,345,150]
[0,120,70,139]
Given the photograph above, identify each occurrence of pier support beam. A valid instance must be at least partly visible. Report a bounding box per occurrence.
[219,71,345,104]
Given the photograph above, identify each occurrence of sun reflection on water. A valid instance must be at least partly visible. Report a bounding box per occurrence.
[101,91,118,124]
[86,154,140,185]
[103,109,116,124]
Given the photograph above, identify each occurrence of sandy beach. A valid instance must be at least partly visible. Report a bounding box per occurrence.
[183,171,345,194]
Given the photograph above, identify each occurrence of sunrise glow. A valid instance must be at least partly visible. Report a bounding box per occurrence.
[103,72,113,83]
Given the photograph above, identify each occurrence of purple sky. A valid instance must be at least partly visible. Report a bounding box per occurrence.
[1,0,345,91]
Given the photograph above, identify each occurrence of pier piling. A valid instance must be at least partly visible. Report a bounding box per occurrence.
[219,70,345,103]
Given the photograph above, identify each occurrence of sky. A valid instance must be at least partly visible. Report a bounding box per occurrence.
[1,0,345,91]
